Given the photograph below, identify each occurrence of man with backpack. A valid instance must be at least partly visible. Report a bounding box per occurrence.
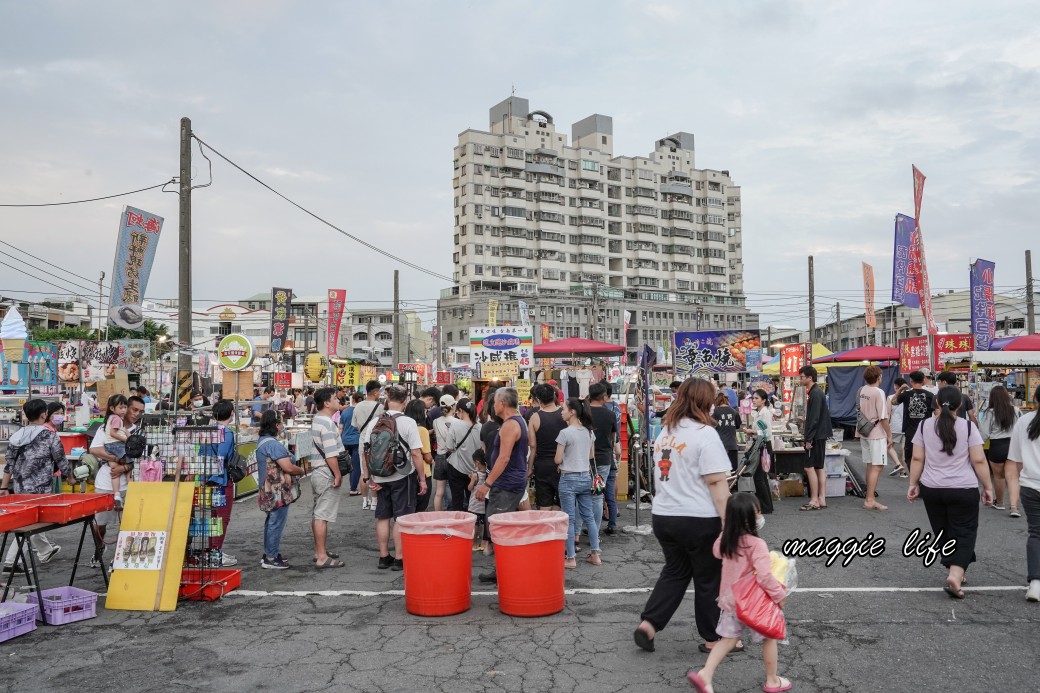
[360,386,426,571]
[310,387,346,569]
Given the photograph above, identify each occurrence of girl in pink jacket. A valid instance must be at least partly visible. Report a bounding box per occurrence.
[687,494,791,693]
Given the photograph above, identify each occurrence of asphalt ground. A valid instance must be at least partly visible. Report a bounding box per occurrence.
[2,450,1038,693]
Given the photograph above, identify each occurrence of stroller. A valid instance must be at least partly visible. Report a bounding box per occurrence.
[731,435,775,513]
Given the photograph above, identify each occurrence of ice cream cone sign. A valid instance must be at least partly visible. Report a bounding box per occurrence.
[1,306,28,362]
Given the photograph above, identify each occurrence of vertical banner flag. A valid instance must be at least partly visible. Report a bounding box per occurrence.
[623,310,631,346]
[109,206,163,330]
[862,262,876,328]
[487,299,499,327]
[518,300,530,329]
[970,259,996,352]
[912,165,938,334]
[892,214,920,308]
[430,326,440,374]
[540,322,552,369]
[326,289,346,357]
[270,288,292,354]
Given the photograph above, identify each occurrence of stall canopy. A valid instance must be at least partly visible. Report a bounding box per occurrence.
[532,337,626,358]
[939,351,1040,368]
[759,343,842,374]
[812,345,899,363]
[1000,334,1040,351]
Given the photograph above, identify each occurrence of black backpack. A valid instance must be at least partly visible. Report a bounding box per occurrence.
[224,429,248,483]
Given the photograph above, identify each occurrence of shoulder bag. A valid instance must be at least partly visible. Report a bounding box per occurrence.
[732,569,786,640]
[855,387,876,437]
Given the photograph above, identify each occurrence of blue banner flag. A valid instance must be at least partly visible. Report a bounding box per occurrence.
[970,260,996,351]
[891,213,919,308]
[109,206,163,330]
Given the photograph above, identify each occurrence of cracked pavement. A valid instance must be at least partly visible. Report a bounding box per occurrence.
[2,451,1038,692]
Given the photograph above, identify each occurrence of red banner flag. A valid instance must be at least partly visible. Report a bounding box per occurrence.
[911,165,938,335]
[326,289,346,356]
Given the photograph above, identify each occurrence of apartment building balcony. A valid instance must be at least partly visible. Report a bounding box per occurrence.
[575,216,605,228]
[526,162,566,176]
[660,182,694,196]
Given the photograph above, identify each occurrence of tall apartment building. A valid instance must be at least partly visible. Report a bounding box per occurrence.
[439,95,756,366]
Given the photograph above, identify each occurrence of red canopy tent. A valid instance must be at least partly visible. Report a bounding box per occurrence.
[812,345,899,363]
[1001,334,1040,351]
[532,337,626,358]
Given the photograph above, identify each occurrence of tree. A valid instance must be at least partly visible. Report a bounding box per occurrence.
[29,325,95,342]
[29,319,173,358]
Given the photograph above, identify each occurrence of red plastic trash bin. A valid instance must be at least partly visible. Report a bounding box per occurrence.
[397,511,477,616]
[488,510,569,617]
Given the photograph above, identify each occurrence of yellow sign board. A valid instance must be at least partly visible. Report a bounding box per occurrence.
[516,378,532,405]
[105,481,194,611]
[481,361,519,380]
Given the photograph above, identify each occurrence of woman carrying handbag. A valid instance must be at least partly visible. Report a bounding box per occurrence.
[255,410,305,570]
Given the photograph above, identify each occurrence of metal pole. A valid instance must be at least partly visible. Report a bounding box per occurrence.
[835,302,841,351]
[808,255,816,344]
[392,270,400,368]
[1027,250,1036,334]
[178,117,192,374]
[97,271,105,337]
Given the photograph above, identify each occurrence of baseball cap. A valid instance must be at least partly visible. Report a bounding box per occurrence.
[439,394,457,408]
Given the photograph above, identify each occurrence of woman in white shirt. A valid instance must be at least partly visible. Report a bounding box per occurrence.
[555,398,600,568]
[634,378,736,655]
[1007,384,1040,601]
[980,385,1020,515]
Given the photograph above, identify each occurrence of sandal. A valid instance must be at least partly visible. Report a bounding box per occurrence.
[863,502,888,511]
[762,676,793,693]
[943,581,965,599]
[586,552,602,566]
[1010,506,1021,518]
[799,503,820,511]
[686,670,710,692]
[698,641,745,654]
[315,557,345,569]
[564,557,577,569]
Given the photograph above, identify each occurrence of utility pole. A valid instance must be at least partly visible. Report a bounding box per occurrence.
[1027,250,1036,334]
[835,302,841,351]
[97,271,105,337]
[178,117,192,376]
[392,270,400,368]
[588,283,599,340]
[767,324,773,357]
[807,256,816,344]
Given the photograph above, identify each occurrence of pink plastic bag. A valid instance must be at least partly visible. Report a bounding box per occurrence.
[760,447,772,474]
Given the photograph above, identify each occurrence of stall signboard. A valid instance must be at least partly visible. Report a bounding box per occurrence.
[469,327,532,373]
[57,340,80,382]
[398,363,428,385]
[97,369,132,403]
[481,360,520,380]
[360,365,377,386]
[333,364,361,388]
[435,370,451,385]
[0,349,29,392]
[899,336,931,373]
[27,342,58,387]
[269,287,292,354]
[674,330,762,376]
[80,341,121,381]
[273,372,292,390]
[516,378,532,405]
[117,340,152,373]
[745,349,762,373]
[780,343,811,377]
[933,334,974,369]
[217,334,256,371]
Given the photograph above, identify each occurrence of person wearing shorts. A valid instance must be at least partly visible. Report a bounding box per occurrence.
[361,386,426,572]
[857,366,892,511]
[799,366,832,511]
[309,388,345,568]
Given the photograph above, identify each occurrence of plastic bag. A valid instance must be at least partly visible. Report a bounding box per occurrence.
[770,551,798,593]
[488,510,568,546]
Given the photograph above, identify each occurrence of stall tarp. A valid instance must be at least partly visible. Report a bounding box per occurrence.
[825,365,899,427]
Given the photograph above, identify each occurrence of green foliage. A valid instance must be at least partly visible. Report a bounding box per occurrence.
[28,319,172,358]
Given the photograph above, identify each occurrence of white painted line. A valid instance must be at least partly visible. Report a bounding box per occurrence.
[225,585,1026,598]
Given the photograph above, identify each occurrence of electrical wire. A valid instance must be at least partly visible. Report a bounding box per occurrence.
[191,134,456,285]
[0,179,175,207]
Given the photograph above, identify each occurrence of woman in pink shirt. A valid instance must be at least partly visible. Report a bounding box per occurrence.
[908,386,994,599]
[688,493,791,693]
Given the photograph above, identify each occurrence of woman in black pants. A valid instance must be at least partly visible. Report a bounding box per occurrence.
[444,399,482,511]
[908,387,994,598]
[633,379,739,654]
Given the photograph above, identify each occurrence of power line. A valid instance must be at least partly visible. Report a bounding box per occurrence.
[191,134,456,285]
[0,179,175,207]
[0,240,111,291]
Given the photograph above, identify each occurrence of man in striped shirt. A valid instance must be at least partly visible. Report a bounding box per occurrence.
[310,387,345,568]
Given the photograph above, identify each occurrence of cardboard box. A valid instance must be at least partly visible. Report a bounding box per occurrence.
[780,478,805,498]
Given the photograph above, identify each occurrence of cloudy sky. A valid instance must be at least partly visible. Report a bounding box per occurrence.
[2,0,1038,330]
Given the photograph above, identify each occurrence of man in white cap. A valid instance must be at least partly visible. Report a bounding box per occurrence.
[431,393,457,511]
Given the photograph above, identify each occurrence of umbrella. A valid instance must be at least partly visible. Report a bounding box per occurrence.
[532,337,626,358]
[812,345,899,363]
[1000,334,1040,351]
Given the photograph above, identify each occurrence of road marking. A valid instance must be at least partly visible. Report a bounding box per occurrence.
[226,585,1026,598]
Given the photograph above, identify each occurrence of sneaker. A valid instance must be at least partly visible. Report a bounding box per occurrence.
[89,555,102,569]
[220,552,239,567]
[899,472,909,479]
[478,569,497,583]
[361,498,370,510]
[1027,580,1040,602]
[993,503,1006,510]
[261,556,289,570]
[604,527,616,536]
[391,559,404,571]
[38,546,61,564]
[888,468,901,477]
[1009,506,1021,519]
[377,555,394,570]
[2,563,27,574]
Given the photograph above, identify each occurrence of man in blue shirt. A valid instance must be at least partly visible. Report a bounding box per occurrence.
[252,387,274,425]
[724,383,739,409]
